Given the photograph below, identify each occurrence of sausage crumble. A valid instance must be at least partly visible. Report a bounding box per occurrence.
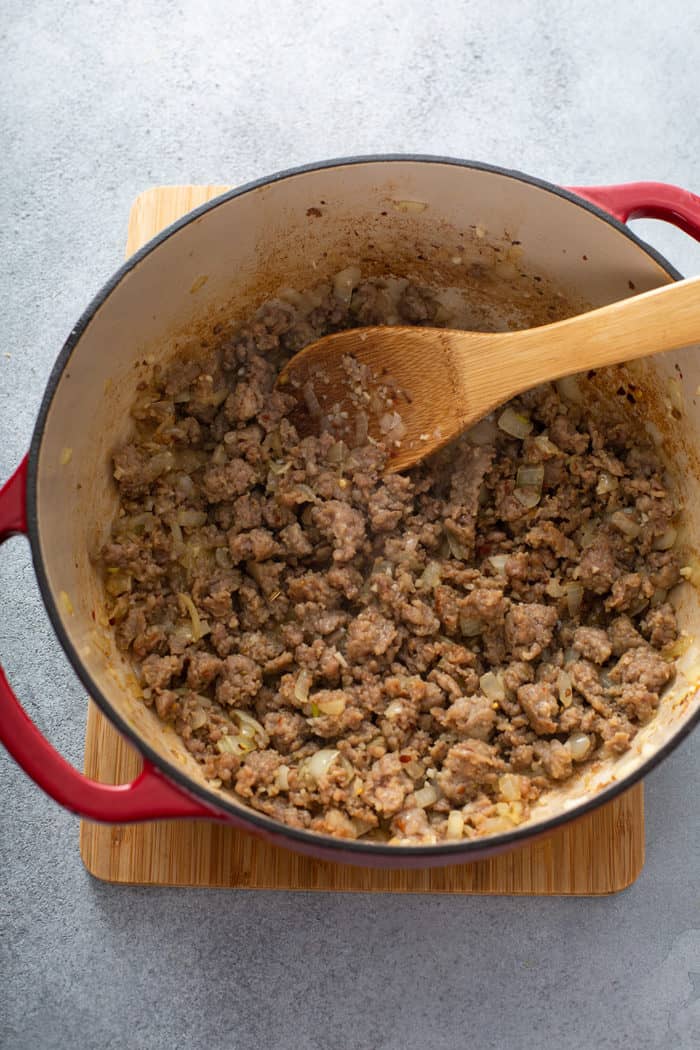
[102,275,681,844]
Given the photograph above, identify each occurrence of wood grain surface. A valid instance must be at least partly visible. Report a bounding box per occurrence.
[79,185,645,894]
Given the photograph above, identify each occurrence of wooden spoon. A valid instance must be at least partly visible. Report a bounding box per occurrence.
[278,276,700,473]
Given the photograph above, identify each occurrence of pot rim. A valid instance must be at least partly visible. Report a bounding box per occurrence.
[26,153,698,861]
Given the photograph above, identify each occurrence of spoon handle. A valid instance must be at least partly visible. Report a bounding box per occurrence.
[479,275,700,395]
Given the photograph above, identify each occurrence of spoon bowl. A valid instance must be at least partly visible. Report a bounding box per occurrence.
[278,275,700,472]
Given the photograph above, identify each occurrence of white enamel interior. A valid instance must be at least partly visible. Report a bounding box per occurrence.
[32,160,700,843]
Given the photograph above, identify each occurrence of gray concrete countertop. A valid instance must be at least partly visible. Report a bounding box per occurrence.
[1,2,699,1047]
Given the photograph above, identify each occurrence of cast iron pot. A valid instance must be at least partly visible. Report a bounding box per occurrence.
[2,157,700,869]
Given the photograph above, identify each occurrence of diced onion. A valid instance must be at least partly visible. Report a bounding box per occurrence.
[466,418,497,446]
[215,547,232,568]
[147,451,176,478]
[533,433,561,457]
[216,734,254,755]
[498,407,533,439]
[177,592,205,641]
[555,375,583,404]
[175,473,195,497]
[577,519,597,549]
[565,582,584,617]
[480,815,515,835]
[190,708,208,731]
[516,464,544,490]
[316,695,346,716]
[371,558,393,577]
[392,199,428,214]
[667,376,684,414]
[680,559,700,588]
[169,520,184,553]
[498,773,522,801]
[104,571,132,597]
[414,783,440,808]
[339,755,355,779]
[567,733,592,760]
[653,526,677,551]
[446,531,470,560]
[294,669,312,702]
[176,509,207,527]
[116,512,155,535]
[306,748,341,782]
[276,764,290,791]
[488,554,509,574]
[213,387,229,407]
[663,633,693,659]
[379,412,407,441]
[261,429,283,458]
[352,816,376,837]
[514,487,541,509]
[596,472,619,496]
[269,460,292,476]
[611,510,641,539]
[293,484,318,505]
[495,801,524,824]
[459,613,483,637]
[333,265,362,304]
[278,287,305,308]
[557,670,573,708]
[545,578,567,598]
[384,700,405,721]
[168,624,194,650]
[419,560,442,590]
[446,810,464,839]
[480,671,505,701]
[215,735,237,755]
[211,443,227,466]
[233,709,269,747]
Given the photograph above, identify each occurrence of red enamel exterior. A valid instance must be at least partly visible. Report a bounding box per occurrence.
[2,174,700,868]
[0,456,218,823]
[0,457,29,541]
[568,182,700,240]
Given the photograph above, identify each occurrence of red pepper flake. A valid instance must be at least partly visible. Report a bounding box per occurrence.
[399,754,411,764]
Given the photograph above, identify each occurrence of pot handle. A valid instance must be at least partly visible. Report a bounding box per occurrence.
[0,456,218,823]
[568,182,700,241]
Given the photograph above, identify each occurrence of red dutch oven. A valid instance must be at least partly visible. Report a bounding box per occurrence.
[2,157,700,869]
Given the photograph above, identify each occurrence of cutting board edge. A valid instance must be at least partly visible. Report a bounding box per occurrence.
[77,851,645,896]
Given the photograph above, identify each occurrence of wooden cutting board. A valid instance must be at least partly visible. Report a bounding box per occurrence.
[79,185,645,894]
